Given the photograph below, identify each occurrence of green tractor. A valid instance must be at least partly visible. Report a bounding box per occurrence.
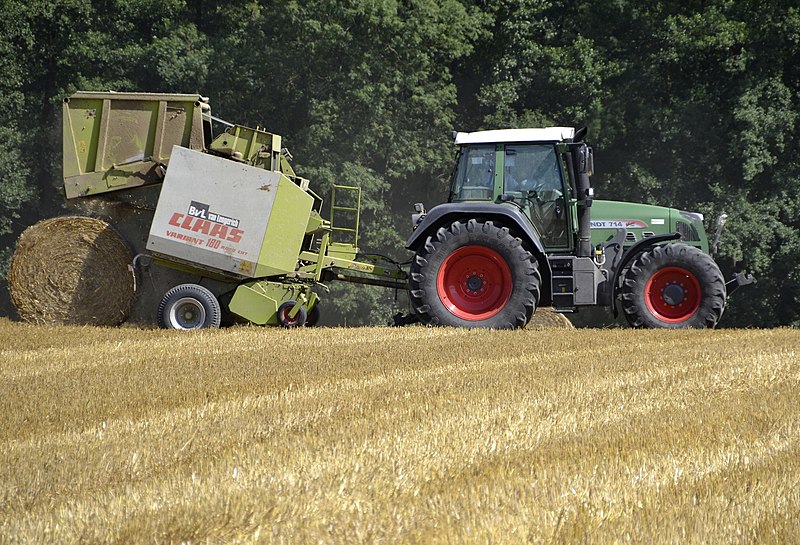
[406,127,752,328]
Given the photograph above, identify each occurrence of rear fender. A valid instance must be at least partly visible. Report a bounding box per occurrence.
[406,202,552,303]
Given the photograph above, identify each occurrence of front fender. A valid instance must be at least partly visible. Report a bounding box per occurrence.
[610,232,681,316]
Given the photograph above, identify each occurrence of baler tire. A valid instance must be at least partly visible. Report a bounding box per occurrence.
[277,301,307,328]
[409,219,540,329]
[306,305,321,327]
[620,243,726,328]
[158,284,222,330]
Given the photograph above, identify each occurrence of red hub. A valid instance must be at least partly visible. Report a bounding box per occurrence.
[278,304,304,326]
[436,245,513,320]
[280,309,300,325]
[644,266,702,323]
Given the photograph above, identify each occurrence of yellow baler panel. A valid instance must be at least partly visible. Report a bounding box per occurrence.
[254,176,314,277]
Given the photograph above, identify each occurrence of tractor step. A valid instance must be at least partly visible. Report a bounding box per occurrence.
[549,256,576,308]
[548,255,603,307]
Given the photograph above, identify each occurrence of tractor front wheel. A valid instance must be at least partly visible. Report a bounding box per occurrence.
[620,243,726,328]
[409,220,541,329]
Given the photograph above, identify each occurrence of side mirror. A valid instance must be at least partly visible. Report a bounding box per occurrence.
[577,145,594,175]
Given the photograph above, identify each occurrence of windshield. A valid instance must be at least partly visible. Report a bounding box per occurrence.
[503,145,561,193]
[451,145,495,201]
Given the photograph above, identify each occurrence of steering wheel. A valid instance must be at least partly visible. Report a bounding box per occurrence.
[516,178,544,193]
[537,188,563,203]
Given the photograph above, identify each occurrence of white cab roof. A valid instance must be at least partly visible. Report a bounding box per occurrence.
[454,127,575,145]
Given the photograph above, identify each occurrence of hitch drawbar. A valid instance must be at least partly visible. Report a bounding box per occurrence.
[726,271,754,296]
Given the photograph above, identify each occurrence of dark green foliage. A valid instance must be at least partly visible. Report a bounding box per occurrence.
[0,0,797,326]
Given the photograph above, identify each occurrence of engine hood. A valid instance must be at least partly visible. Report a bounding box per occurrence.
[589,199,677,247]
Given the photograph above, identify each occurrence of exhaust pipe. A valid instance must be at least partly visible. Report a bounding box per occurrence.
[711,213,728,257]
[572,144,594,257]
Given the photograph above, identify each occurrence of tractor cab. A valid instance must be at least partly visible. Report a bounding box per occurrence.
[449,127,587,251]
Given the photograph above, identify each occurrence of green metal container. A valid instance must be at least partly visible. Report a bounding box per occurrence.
[62,91,209,199]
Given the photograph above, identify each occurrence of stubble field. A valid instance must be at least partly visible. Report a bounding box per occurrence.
[0,318,798,544]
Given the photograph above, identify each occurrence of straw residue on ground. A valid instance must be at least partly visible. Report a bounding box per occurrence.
[527,306,574,328]
[0,320,797,544]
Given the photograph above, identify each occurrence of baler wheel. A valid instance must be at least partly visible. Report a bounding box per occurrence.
[306,305,321,327]
[158,284,221,330]
[409,220,540,329]
[620,243,726,328]
[277,301,307,327]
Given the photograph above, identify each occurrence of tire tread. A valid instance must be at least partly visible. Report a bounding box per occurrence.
[619,243,725,329]
[409,220,541,329]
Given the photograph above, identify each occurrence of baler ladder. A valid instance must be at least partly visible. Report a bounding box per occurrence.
[330,184,361,249]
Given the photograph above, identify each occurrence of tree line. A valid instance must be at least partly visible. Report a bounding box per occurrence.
[1,0,798,326]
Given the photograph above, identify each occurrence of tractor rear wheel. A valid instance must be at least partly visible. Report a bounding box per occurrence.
[620,243,726,328]
[158,284,222,330]
[409,220,540,329]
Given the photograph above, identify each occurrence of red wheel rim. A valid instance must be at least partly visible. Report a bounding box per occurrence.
[280,306,301,326]
[644,266,702,323]
[436,245,513,321]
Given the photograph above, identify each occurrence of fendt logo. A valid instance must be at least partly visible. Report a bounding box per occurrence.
[168,201,244,243]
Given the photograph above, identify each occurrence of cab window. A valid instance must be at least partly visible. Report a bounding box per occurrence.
[452,145,495,201]
[503,145,561,194]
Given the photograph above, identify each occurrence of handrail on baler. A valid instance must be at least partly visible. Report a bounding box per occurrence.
[330,185,361,249]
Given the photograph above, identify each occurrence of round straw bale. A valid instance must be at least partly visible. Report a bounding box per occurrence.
[527,307,575,329]
[9,216,135,326]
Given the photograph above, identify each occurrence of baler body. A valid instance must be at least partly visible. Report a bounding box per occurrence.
[147,147,313,279]
[20,91,406,329]
[62,92,209,198]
